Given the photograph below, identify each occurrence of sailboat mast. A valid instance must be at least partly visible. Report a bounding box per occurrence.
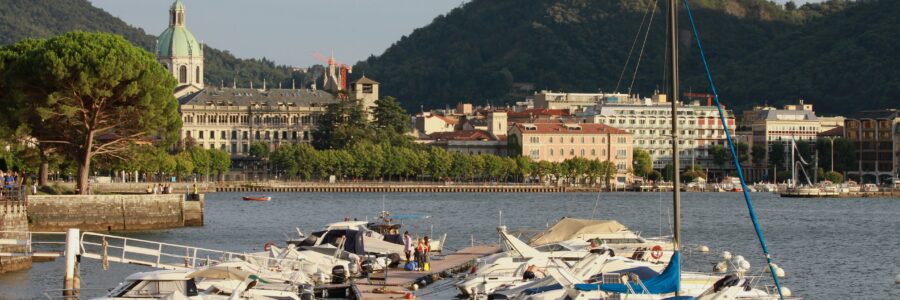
[668,0,681,252]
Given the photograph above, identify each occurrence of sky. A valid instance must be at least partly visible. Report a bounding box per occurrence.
[89,0,824,68]
[89,0,466,67]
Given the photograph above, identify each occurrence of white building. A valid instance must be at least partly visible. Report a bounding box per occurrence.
[580,100,736,169]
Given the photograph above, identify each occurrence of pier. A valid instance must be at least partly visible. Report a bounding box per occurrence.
[349,245,500,300]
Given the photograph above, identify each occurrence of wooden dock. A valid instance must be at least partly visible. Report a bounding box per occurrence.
[349,245,500,300]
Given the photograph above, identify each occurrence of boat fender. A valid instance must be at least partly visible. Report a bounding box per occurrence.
[263,241,276,251]
[650,245,664,260]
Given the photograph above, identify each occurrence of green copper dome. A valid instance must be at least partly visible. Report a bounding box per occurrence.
[157,26,201,57]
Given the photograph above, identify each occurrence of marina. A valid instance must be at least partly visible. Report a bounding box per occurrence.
[0,192,898,298]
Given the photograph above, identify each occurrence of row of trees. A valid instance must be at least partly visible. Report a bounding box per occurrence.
[264,142,618,185]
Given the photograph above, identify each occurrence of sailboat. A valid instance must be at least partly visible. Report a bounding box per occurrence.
[525,0,790,299]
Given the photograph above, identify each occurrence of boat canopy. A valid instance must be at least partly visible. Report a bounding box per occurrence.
[576,251,680,294]
[528,218,627,245]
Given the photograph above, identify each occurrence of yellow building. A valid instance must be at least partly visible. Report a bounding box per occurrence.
[508,122,633,184]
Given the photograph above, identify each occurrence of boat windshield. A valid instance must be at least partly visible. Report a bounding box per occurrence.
[110,279,199,297]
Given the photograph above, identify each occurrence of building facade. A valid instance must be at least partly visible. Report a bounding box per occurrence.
[508,122,633,184]
[581,102,735,170]
[844,109,900,184]
[532,91,632,112]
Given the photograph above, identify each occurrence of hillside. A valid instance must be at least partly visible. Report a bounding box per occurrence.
[354,0,892,114]
[0,0,318,90]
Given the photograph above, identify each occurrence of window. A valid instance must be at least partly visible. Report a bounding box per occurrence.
[209,131,215,139]
[580,149,585,156]
[199,131,204,139]
[179,66,187,83]
[616,149,627,158]
[231,131,237,140]
[242,131,248,139]
[529,149,540,160]
[591,149,596,156]
[550,149,554,156]
[195,66,200,84]
[221,131,226,140]
[569,149,575,156]
[362,84,373,94]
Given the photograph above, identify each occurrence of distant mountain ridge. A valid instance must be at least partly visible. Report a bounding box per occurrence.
[2,0,894,115]
[0,0,315,91]
[352,0,894,114]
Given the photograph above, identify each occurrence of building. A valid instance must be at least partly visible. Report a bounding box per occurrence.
[742,101,845,170]
[157,0,378,167]
[418,112,508,155]
[532,91,633,112]
[844,109,900,184]
[581,100,735,170]
[413,113,458,135]
[156,0,204,98]
[508,122,633,184]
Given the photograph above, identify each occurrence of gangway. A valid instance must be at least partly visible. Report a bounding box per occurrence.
[1,230,311,271]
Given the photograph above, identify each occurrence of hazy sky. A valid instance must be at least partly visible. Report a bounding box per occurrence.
[89,0,465,67]
[89,0,824,67]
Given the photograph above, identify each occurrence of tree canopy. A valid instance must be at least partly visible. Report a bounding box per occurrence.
[0,31,181,193]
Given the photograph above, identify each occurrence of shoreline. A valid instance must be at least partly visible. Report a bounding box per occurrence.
[37,181,900,198]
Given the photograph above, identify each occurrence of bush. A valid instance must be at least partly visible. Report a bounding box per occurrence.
[37,183,73,195]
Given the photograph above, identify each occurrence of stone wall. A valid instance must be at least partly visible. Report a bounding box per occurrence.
[0,201,31,273]
[28,194,203,232]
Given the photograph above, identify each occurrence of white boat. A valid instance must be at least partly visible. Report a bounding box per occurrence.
[93,267,304,300]
[457,224,671,298]
[291,220,407,256]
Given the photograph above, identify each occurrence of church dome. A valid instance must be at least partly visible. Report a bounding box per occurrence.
[157,0,202,58]
[157,26,201,57]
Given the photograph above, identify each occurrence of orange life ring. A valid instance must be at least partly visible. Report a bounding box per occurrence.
[264,241,276,251]
[650,245,664,259]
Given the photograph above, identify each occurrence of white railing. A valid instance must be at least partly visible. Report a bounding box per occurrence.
[0,231,67,257]
[79,232,309,271]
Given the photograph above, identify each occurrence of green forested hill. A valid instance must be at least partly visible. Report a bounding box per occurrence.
[354,0,893,114]
[0,0,317,90]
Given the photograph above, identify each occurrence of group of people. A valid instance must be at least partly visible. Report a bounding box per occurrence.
[1,170,20,189]
[402,231,432,271]
[146,183,175,194]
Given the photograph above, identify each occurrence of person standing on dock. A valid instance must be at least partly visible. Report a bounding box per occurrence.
[414,238,426,271]
[423,236,432,269]
[403,231,414,262]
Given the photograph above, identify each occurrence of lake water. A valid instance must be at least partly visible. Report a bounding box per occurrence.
[0,192,898,299]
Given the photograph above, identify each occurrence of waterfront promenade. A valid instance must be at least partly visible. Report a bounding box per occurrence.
[41,180,900,197]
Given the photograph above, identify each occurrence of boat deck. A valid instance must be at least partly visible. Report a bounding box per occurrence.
[350,244,499,300]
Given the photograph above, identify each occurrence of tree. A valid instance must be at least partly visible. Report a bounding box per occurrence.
[427,147,452,180]
[633,148,653,177]
[735,142,750,165]
[373,96,410,134]
[769,142,786,170]
[824,171,844,183]
[1,32,180,194]
[189,147,211,180]
[174,151,194,179]
[312,99,371,150]
[249,142,271,159]
[208,149,231,181]
[752,144,767,166]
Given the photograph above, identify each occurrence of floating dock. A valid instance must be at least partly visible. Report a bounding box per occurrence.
[349,245,500,300]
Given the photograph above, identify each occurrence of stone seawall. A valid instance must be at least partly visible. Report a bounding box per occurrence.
[0,201,31,273]
[28,194,204,232]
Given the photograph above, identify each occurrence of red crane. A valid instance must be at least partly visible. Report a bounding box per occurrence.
[312,52,352,90]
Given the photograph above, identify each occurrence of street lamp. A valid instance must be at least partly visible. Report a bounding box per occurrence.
[826,137,836,173]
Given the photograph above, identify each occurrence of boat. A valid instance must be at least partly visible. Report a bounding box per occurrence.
[242,196,271,201]
[93,267,306,299]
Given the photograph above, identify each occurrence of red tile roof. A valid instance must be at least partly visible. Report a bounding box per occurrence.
[513,122,629,135]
